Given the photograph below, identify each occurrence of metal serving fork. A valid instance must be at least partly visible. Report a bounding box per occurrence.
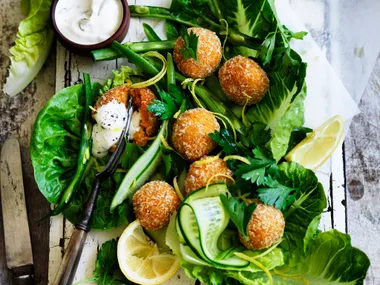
[53,97,133,285]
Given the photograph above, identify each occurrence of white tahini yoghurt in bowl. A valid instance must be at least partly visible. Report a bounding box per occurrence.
[55,0,124,45]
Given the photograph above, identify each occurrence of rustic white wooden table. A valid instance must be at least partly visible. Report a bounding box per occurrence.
[1,0,380,284]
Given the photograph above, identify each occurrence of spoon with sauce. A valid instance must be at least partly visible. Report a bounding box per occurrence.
[78,0,105,33]
[50,0,130,55]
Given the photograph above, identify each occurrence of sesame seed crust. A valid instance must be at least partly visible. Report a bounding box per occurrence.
[172,108,220,162]
[129,88,160,146]
[239,201,285,250]
[173,27,222,79]
[218,55,269,105]
[132,181,180,231]
[185,156,234,194]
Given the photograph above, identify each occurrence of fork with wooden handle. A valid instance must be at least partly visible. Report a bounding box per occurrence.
[52,96,133,285]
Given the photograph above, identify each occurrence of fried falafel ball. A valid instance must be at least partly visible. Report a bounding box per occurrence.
[218,55,269,105]
[133,181,180,231]
[93,86,159,149]
[185,156,234,194]
[173,27,222,78]
[239,201,285,250]
[93,85,130,114]
[129,88,160,147]
[172,108,220,162]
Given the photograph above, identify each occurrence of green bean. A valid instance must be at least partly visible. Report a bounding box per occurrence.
[166,53,175,88]
[143,23,162,41]
[129,5,262,50]
[205,75,230,104]
[112,41,167,88]
[112,41,160,76]
[175,73,246,135]
[51,73,93,216]
[92,40,175,61]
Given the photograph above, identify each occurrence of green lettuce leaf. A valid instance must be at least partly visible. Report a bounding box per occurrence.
[271,229,370,285]
[278,162,327,266]
[216,0,276,40]
[246,67,306,161]
[4,0,54,96]
[30,84,130,229]
[101,65,142,95]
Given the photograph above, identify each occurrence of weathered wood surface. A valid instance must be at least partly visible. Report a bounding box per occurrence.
[0,0,54,284]
[1,139,33,270]
[1,0,380,284]
[345,56,380,285]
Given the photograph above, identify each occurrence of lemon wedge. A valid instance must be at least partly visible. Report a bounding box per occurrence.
[285,115,344,170]
[117,220,180,285]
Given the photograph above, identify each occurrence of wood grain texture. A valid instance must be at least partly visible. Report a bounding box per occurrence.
[344,55,380,285]
[1,139,33,269]
[0,0,55,284]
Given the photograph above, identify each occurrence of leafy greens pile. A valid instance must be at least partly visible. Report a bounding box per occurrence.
[30,68,138,229]
[30,0,370,284]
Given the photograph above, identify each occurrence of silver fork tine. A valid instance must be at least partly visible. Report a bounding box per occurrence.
[97,96,133,177]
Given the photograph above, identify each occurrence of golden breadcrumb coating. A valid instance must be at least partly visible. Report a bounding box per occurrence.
[93,85,130,116]
[129,88,160,146]
[133,181,180,231]
[172,108,220,162]
[185,156,233,194]
[173,27,222,78]
[93,86,159,148]
[239,201,285,250]
[218,55,269,105]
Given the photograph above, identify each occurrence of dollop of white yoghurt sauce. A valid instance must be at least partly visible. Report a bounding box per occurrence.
[92,101,127,158]
[55,0,123,45]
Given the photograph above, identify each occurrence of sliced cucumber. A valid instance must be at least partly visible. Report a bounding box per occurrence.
[179,197,249,268]
[110,121,167,211]
[180,244,210,266]
[183,183,230,203]
[177,185,249,268]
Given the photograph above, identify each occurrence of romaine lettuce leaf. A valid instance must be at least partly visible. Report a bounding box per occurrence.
[278,162,327,266]
[4,0,54,96]
[246,69,306,161]
[272,229,370,285]
[30,84,130,229]
[216,0,276,40]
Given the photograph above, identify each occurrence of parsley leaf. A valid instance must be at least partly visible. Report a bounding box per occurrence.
[148,91,177,120]
[87,239,135,285]
[258,176,298,211]
[220,195,257,240]
[148,85,189,120]
[179,26,199,61]
[209,128,238,155]
[235,148,276,185]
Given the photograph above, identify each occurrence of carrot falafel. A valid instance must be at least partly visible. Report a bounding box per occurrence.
[185,156,233,194]
[239,201,285,250]
[174,27,222,79]
[172,108,220,162]
[132,181,180,231]
[219,55,269,105]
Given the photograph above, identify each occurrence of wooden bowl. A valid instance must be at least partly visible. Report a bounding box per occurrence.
[50,0,130,56]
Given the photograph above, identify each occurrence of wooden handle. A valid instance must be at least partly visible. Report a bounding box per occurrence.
[52,178,101,285]
[52,229,88,285]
